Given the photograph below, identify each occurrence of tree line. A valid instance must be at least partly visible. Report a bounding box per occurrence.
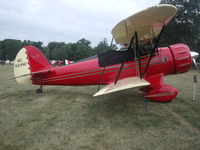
[159,0,200,51]
[0,0,199,62]
[0,38,117,61]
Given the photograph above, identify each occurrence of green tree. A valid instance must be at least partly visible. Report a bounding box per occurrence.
[47,42,66,59]
[1,39,23,60]
[159,0,200,51]
[0,41,3,60]
[64,43,77,60]
[94,38,118,55]
[94,38,110,54]
[51,43,76,60]
[49,39,93,61]
[73,38,93,60]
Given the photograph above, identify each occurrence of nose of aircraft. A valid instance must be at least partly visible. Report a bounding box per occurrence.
[190,51,199,59]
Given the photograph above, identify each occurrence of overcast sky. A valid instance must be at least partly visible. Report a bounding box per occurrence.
[0,0,160,46]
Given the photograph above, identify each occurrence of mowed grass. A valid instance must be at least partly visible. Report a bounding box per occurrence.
[0,65,200,150]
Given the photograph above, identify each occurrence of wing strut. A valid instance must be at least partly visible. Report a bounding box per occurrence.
[114,30,151,83]
[100,26,165,85]
[114,35,135,84]
[115,62,124,84]
[109,36,114,50]
[135,32,142,79]
[142,25,165,76]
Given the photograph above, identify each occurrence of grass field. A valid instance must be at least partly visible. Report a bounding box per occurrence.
[0,65,200,150]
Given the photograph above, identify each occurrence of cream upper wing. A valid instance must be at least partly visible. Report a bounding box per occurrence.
[111,4,177,44]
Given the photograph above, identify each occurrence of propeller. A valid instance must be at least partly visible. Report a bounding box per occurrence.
[190,51,200,73]
[190,51,199,100]
[182,38,200,72]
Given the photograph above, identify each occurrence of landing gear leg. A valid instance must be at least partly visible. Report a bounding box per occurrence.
[36,85,43,93]
[96,84,101,92]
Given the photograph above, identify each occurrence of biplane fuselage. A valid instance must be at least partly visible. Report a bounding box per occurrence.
[32,44,192,86]
[17,43,190,102]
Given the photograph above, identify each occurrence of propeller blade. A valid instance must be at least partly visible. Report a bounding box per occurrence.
[190,51,200,73]
[191,51,199,59]
[192,58,200,73]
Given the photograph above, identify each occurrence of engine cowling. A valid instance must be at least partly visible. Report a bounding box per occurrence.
[145,84,178,102]
[169,44,192,74]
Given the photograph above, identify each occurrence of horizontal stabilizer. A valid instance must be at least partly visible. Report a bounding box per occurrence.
[14,69,52,79]
[93,77,150,96]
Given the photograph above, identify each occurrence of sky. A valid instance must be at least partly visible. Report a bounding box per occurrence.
[0,0,160,47]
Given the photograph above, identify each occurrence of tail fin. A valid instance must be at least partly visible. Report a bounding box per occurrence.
[14,46,52,84]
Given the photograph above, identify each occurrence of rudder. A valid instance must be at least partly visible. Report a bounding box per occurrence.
[14,46,52,84]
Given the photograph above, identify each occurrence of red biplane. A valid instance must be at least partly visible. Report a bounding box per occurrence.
[14,4,199,103]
